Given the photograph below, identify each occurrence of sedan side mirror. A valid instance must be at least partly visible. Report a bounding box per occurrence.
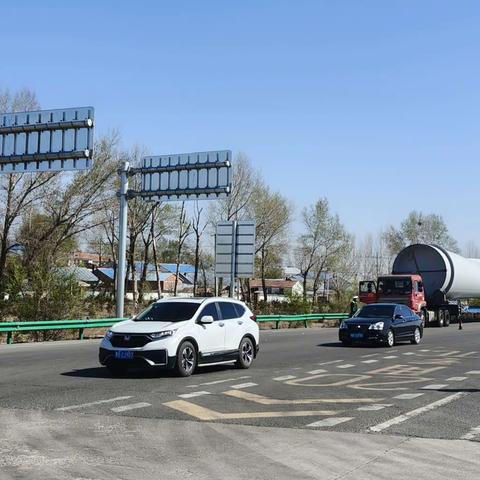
[394,314,403,320]
[199,315,214,324]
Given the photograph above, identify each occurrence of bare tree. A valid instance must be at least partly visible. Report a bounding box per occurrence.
[173,202,191,296]
[191,202,207,296]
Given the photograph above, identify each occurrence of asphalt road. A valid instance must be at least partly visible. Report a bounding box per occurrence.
[1,324,479,479]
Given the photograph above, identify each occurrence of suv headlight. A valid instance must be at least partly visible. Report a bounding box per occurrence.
[104,330,114,340]
[149,329,177,340]
[368,322,384,330]
[339,321,348,329]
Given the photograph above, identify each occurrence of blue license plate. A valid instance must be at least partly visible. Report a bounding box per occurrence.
[115,350,134,360]
[350,333,364,339]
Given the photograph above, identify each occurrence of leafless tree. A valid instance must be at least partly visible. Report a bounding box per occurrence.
[173,202,191,296]
[191,202,207,296]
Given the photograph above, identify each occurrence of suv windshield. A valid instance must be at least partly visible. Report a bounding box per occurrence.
[134,302,200,322]
[377,277,412,295]
[355,305,395,318]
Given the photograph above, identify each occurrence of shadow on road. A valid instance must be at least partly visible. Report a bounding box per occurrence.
[438,388,480,393]
[317,342,382,348]
[61,363,237,379]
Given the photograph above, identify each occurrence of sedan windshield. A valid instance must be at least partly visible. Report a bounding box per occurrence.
[134,302,200,322]
[355,305,395,318]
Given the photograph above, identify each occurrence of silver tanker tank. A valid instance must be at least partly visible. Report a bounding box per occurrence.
[392,244,480,307]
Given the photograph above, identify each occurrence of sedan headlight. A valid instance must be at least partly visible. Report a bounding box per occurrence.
[104,330,114,340]
[339,321,348,329]
[368,322,384,330]
[149,329,177,339]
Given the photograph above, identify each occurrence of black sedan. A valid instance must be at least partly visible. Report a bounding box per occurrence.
[339,303,423,347]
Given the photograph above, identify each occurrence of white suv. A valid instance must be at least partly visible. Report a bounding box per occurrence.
[99,297,259,377]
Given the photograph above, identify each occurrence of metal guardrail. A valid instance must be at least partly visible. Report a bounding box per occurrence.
[256,313,350,329]
[0,313,350,344]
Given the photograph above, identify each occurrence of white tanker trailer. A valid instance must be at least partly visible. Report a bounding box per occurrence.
[359,244,480,327]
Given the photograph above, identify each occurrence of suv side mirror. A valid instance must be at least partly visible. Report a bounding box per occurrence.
[199,315,214,324]
[394,314,403,320]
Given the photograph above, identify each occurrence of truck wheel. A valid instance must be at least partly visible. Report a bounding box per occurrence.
[437,310,444,328]
[444,311,450,327]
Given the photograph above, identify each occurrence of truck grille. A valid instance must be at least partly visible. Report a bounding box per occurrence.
[110,334,151,348]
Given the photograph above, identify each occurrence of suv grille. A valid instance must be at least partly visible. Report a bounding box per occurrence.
[110,334,151,348]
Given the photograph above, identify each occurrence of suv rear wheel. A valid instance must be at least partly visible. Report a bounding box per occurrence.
[236,337,254,369]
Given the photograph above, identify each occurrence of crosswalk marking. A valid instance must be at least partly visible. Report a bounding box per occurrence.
[317,360,344,366]
[383,355,398,359]
[402,352,415,356]
[461,426,480,440]
[179,391,211,399]
[337,364,355,369]
[56,396,133,411]
[422,384,448,390]
[357,404,393,411]
[111,402,151,413]
[230,382,257,389]
[273,375,297,381]
[370,392,467,432]
[393,393,424,400]
[307,417,353,428]
[361,360,378,364]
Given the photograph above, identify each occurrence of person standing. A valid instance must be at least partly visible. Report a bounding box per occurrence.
[350,296,359,317]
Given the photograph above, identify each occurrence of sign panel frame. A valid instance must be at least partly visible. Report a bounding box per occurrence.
[0,106,94,173]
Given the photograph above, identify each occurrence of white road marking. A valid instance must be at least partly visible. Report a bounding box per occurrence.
[56,396,133,411]
[307,417,353,428]
[446,377,467,382]
[307,369,327,375]
[370,392,466,432]
[393,393,424,400]
[361,360,378,364]
[361,353,379,358]
[438,350,460,357]
[273,375,297,381]
[461,426,480,440]
[179,391,211,399]
[111,402,151,413]
[317,360,344,366]
[383,355,398,359]
[466,371,480,374]
[422,384,448,390]
[419,349,430,352]
[337,364,355,369]
[402,352,415,356]
[186,376,251,388]
[357,404,393,411]
[456,351,477,358]
[230,382,258,389]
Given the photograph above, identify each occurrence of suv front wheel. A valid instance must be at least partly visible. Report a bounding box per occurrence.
[236,337,255,369]
[176,341,197,377]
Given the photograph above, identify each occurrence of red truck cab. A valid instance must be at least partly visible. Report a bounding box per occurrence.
[359,275,427,315]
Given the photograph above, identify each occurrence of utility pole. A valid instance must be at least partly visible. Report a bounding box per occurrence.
[116,161,129,318]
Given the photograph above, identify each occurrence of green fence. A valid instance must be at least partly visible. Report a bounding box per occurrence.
[0,312,350,344]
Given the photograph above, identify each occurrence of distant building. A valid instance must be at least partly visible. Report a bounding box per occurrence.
[249,279,304,302]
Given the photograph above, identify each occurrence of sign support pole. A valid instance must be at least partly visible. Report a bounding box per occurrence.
[229,220,237,298]
[116,161,129,318]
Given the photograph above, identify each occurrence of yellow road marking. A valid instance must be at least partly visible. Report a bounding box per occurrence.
[163,400,339,421]
[223,389,384,405]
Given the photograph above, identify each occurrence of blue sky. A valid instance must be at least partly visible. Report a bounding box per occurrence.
[1,1,479,247]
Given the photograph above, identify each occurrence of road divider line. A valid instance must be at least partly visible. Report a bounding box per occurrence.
[163,400,338,421]
[229,382,257,389]
[179,391,211,399]
[56,396,133,411]
[461,426,480,440]
[422,384,448,390]
[307,417,353,428]
[361,354,379,358]
[370,392,467,432]
[273,375,297,381]
[223,389,384,405]
[402,352,415,356]
[186,376,251,388]
[393,393,424,400]
[111,402,151,413]
[357,404,393,411]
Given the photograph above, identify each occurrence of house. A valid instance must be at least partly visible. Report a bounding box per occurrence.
[249,279,304,302]
[71,251,113,268]
[57,266,99,288]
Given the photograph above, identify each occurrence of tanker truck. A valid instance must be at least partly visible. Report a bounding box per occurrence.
[359,244,480,327]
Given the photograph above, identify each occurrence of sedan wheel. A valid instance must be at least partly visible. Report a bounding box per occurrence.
[176,341,197,377]
[411,327,421,345]
[386,329,395,348]
[236,337,255,369]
